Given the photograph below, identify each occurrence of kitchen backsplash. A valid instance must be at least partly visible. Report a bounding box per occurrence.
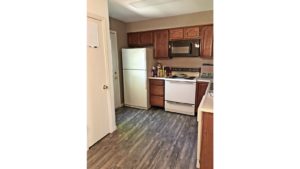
[156,57,213,70]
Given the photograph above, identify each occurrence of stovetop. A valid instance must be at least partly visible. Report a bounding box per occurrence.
[169,75,196,80]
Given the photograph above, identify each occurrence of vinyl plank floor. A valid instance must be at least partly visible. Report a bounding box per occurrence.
[87,107,198,169]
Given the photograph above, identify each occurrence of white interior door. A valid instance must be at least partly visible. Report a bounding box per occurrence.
[110,31,122,109]
[87,17,110,148]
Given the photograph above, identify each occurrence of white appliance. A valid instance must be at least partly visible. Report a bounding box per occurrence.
[164,68,199,116]
[165,80,196,115]
[122,48,154,109]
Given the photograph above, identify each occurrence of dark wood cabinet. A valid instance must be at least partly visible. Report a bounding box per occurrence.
[201,26,213,59]
[128,31,153,47]
[169,26,200,40]
[150,79,164,107]
[184,26,200,39]
[154,30,169,59]
[169,28,184,40]
[140,31,153,46]
[195,82,209,112]
[127,25,213,59]
[200,112,213,169]
[127,32,140,47]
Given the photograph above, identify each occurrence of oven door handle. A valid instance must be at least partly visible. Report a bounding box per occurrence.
[165,80,195,84]
[166,100,194,106]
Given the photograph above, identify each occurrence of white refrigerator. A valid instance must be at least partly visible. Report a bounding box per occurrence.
[122,48,154,109]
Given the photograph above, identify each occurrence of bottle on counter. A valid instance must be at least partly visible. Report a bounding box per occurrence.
[159,69,163,77]
[156,63,161,77]
[151,66,156,77]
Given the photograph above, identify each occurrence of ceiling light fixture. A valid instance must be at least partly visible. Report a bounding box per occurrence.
[130,0,181,8]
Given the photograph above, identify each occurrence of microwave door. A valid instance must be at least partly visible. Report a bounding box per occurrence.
[171,46,190,54]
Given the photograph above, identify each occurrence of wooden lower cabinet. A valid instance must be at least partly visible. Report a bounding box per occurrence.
[200,112,213,169]
[149,79,164,107]
[150,96,164,107]
[195,82,209,112]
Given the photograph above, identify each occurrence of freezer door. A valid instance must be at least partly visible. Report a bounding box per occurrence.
[122,48,147,70]
[123,69,149,109]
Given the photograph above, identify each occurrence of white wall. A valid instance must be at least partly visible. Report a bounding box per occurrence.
[126,11,213,32]
[87,0,116,132]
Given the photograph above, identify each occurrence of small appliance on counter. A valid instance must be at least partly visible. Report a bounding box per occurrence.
[200,64,213,79]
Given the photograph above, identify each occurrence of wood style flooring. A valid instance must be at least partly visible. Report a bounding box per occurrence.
[87,107,198,169]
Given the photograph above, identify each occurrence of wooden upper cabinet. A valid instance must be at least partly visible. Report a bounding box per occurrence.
[128,31,153,47]
[169,28,184,40]
[127,32,140,47]
[154,30,169,59]
[139,31,153,46]
[201,26,213,59]
[184,27,200,39]
[169,26,200,40]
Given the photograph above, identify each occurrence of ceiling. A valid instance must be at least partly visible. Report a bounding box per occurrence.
[108,0,213,23]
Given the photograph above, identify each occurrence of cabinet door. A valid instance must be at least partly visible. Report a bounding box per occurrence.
[139,31,153,46]
[200,112,213,169]
[154,30,169,59]
[169,28,184,40]
[184,27,200,39]
[201,26,213,59]
[195,82,209,112]
[128,32,140,47]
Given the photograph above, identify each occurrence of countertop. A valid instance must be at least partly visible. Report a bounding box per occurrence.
[198,93,213,113]
[148,76,213,83]
[197,83,213,121]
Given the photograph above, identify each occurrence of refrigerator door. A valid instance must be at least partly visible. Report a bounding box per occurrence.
[123,69,149,109]
[122,48,147,70]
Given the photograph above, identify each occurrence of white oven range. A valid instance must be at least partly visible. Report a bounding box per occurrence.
[164,78,196,116]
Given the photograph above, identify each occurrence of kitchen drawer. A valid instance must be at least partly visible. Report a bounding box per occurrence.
[150,79,164,86]
[150,96,164,107]
[150,85,164,96]
[165,101,195,116]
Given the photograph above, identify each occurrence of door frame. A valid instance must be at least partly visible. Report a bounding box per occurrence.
[110,30,122,109]
[87,13,117,134]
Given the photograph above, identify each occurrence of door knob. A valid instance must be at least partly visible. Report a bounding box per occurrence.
[103,85,108,89]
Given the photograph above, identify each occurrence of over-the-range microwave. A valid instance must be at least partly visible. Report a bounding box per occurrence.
[169,39,200,57]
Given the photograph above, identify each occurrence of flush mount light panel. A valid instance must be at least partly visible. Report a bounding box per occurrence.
[130,0,181,8]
